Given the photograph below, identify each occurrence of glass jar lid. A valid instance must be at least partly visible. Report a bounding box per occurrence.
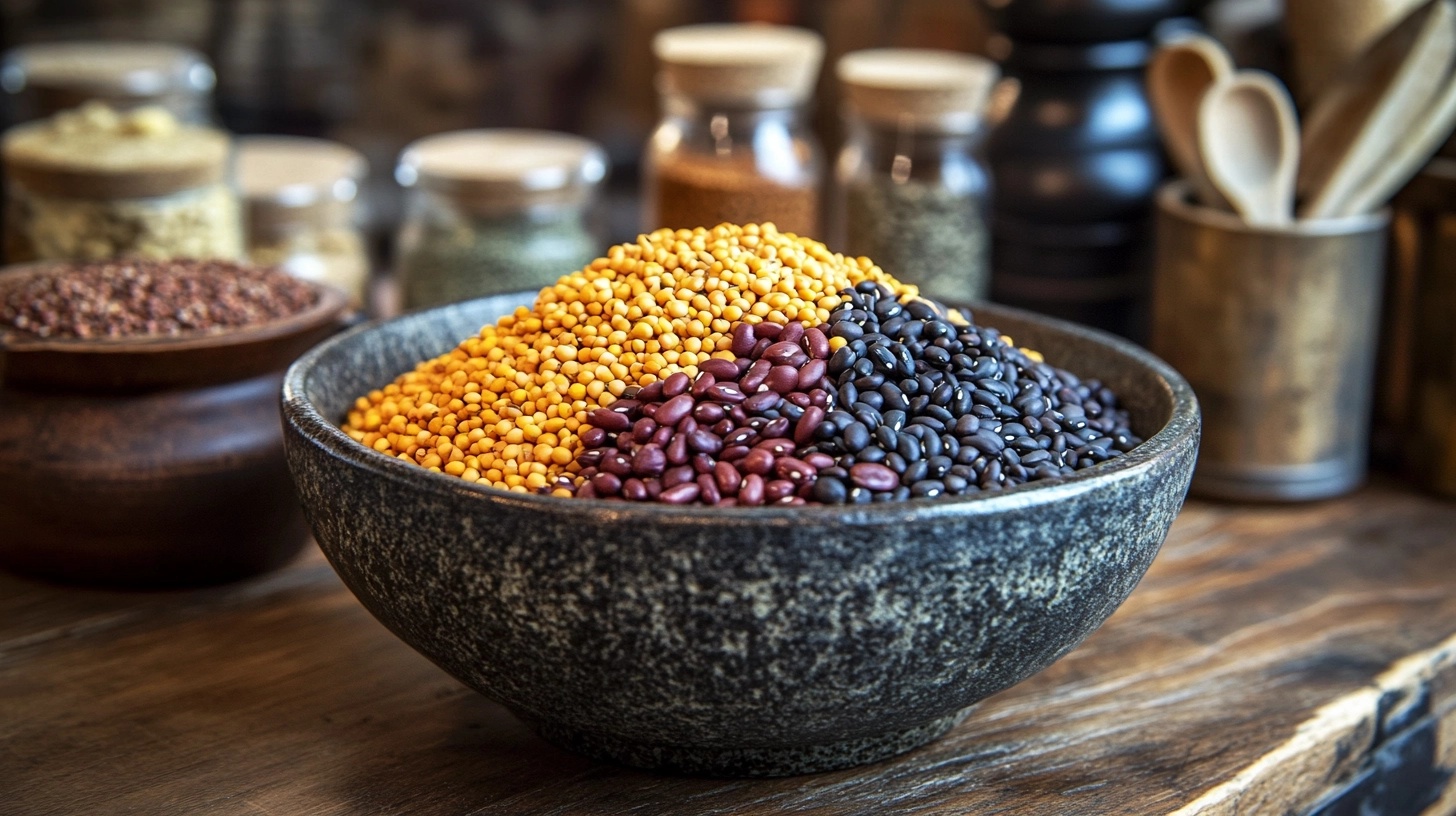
[3,102,230,199]
[1,41,215,108]
[654,24,825,108]
[237,136,366,231]
[838,49,1005,133]
[395,129,607,214]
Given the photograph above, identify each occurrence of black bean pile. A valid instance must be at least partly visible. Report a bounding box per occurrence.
[571,283,1142,506]
[574,320,837,505]
[0,259,318,340]
[805,281,1141,504]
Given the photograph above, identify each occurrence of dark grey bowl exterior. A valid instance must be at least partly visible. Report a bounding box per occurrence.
[282,292,1199,777]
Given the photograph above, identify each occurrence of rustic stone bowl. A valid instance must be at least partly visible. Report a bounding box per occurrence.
[281,292,1200,777]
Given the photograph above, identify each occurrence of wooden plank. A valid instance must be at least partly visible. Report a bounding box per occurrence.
[3,484,1456,815]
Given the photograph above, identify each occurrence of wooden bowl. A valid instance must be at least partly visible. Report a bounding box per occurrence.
[0,268,349,587]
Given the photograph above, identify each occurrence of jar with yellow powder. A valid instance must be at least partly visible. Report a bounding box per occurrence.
[236,135,370,306]
[2,102,242,263]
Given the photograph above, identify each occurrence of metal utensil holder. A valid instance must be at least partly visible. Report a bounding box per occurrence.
[1151,181,1389,501]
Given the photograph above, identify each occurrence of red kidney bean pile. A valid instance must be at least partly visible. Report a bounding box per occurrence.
[574,320,836,505]
[571,283,1142,506]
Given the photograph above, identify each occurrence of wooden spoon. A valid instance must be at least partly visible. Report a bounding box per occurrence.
[1336,69,1456,215]
[1147,34,1235,208]
[1199,71,1301,227]
[1298,0,1456,219]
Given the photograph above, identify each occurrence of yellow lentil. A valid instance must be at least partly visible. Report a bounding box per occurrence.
[344,223,914,491]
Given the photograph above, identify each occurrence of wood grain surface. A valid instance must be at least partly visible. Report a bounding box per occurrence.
[3,484,1456,815]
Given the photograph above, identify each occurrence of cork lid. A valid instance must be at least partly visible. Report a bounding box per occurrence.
[838,49,1003,132]
[395,129,607,213]
[2,41,215,99]
[3,102,230,199]
[237,136,366,231]
[654,24,825,107]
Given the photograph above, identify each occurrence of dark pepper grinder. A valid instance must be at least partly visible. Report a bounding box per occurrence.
[979,0,1201,340]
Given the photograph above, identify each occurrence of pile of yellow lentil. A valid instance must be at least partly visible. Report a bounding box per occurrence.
[343,223,913,494]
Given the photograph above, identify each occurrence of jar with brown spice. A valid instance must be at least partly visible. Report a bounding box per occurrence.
[643,24,825,236]
[2,102,242,264]
[236,136,370,306]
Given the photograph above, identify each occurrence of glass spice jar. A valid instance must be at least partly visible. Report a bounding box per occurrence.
[394,129,607,310]
[1,41,216,127]
[236,136,370,306]
[644,24,825,236]
[2,102,242,264]
[832,49,1014,306]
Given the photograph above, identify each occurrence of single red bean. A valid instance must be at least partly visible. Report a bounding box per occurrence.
[804,452,835,470]
[691,453,715,473]
[711,418,735,436]
[699,358,739,379]
[645,479,663,499]
[637,381,664,401]
[688,428,723,454]
[622,478,649,501]
[721,445,750,462]
[632,417,658,444]
[765,479,796,502]
[762,340,800,364]
[808,389,830,408]
[850,462,899,491]
[730,323,757,356]
[589,408,630,431]
[724,427,758,447]
[743,391,782,413]
[804,327,830,359]
[662,371,690,397]
[755,322,783,340]
[786,351,809,368]
[714,461,740,495]
[591,472,623,495]
[739,473,765,505]
[651,425,674,447]
[632,444,666,476]
[577,450,604,468]
[690,372,717,398]
[663,464,695,488]
[660,482,700,504]
[751,337,772,357]
[666,433,689,465]
[576,482,597,499]
[697,473,721,504]
[741,448,775,475]
[796,481,817,499]
[765,365,799,394]
[693,402,725,423]
[729,405,750,424]
[641,403,659,418]
[739,359,773,392]
[603,452,633,476]
[779,322,805,345]
[755,438,796,457]
[580,426,606,447]
[706,383,746,403]
[676,417,698,435]
[796,359,827,391]
[655,394,695,426]
[734,357,753,374]
[609,399,640,415]
[794,406,826,446]
[716,497,739,507]
[761,417,791,439]
[775,457,816,483]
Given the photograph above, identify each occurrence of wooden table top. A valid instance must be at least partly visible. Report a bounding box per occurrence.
[4,483,1456,815]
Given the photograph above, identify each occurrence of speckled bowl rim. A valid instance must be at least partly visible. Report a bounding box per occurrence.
[283,296,1199,527]
[0,262,350,353]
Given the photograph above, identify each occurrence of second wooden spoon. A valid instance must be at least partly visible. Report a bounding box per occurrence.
[1199,71,1301,227]
[1148,33,1235,208]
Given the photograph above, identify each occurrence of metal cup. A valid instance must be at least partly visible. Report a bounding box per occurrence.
[1150,181,1390,501]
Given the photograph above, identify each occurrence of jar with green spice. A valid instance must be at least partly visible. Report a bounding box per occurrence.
[394,130,607,310]
[832,49,1017,306]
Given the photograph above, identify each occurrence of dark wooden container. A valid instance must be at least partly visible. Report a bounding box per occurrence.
[0,272,348,587]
